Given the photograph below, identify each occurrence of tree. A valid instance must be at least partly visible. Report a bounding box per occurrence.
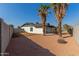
[9,24,14,28]
[18,26,21,29]
[63,24,70,31]
[36,22,39,25]
[38,4,50,35]
[51,3,68,40]
[47,23,50,26]
[63,24,73,36]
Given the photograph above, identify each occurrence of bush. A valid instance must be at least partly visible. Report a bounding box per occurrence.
[68,28,73,36]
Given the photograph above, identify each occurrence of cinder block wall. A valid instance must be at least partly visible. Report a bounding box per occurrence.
[73,24,79,44]
[0,19,1,55]
[1,20,13,54]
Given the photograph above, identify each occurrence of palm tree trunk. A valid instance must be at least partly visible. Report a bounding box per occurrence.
[43,22,45,35]
[42,17,46,35]
[58,21,62,37]
[58,21,67,43]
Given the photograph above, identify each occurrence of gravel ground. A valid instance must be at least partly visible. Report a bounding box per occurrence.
[5,33,79,56]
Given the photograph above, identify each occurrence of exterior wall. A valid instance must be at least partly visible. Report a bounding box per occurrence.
[73,24,79,44]
[0,20,1,55]
[1,20,13,54]
[21,26,43,34]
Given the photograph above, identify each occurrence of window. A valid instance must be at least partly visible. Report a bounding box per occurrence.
[30,27,33,32]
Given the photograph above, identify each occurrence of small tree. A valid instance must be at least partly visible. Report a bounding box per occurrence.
[63,24,73,36]
[9,24,14,28]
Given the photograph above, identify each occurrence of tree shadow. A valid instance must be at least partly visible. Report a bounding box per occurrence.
[5,34,56,56]
[57,39,67,44]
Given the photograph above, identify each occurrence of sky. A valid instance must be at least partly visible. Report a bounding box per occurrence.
[0,3,79,27]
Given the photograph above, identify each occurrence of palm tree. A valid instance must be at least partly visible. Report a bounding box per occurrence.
[51,3,68,39]
[38,4,50,35]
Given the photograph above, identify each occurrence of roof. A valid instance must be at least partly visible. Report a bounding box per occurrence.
[21,23,35,27]
[21,22,56,28]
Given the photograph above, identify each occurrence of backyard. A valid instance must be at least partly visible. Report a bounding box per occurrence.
[5,32,79,56]
[0,3,79,56]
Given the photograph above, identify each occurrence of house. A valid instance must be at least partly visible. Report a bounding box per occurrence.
[21,22,56,34]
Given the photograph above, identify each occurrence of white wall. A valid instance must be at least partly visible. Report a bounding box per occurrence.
[1,20,13,54]
[73,24,79,44]
[21,26,43,34]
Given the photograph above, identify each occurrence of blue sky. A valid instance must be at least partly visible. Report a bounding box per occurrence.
[0,3,79,27]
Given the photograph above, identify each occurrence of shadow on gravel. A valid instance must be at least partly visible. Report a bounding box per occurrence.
[5,33,56,56]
